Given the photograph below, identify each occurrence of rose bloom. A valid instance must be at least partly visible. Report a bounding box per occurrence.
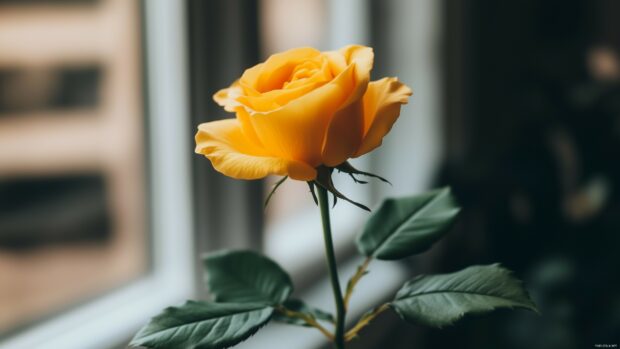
[195,45,412,181]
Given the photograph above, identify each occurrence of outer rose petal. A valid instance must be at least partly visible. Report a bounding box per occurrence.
[337,45,374,84]
[195,119,316,180]
[321,46,374,166]
[213,81,244,112]
[321,97,364,166]
[354,77,413,157]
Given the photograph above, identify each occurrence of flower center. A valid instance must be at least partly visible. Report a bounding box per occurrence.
[283,60,320,89]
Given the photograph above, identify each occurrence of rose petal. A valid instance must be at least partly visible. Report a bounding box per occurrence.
[237,79,325,112]
[195,119,316,180]
[247,63,358,166]
[320,89,365,166]
[240,47,321,92]
[321,46,374,166]
[235,107,265,148]
[336,45,374,91]
[237,55,332,112]
[213,81,244,112]
[354,77,413,157]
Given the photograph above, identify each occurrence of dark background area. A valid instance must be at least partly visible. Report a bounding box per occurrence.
[338,0,620,348]
[426,0,620,348]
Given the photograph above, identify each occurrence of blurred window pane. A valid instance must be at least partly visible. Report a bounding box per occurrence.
[259,0,328,268]
[0,0,147,335]
[0,0,98,4]
[0,65,101,114]
[259,0,327,219]
[259,0,373,276]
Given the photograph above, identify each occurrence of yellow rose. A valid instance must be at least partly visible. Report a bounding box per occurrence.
[195,45,412,181]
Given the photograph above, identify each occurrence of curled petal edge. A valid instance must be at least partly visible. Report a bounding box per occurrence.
[195,119,317,181]
[355,77,413,157]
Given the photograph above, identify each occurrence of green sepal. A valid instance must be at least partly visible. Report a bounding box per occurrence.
[307,181,319,205]
[264,176,288,208]
[313,166,370,211]
[336,161,391,185]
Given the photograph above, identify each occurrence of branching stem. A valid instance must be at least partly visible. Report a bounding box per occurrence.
[275,306,334,341]
[344,303,390,342]
[343,257,372,311]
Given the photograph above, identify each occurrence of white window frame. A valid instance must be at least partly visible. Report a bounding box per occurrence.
[0,1,195,348]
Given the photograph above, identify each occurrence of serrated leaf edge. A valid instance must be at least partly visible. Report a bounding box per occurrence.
[357,187,459,259]
[130,302,274,349]
[390,264,539,328]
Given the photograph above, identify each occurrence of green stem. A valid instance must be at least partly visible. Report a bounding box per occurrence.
[316,185,346,349]
[343,257,372,311]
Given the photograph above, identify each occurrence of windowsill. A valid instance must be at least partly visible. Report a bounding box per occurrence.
[0,0,195,347]
[0,273,192,349]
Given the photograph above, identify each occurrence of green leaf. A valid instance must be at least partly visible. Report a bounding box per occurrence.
[390,264,539,328]
[273,299,335,326]
[130,301,273,349]
[356,187,460,260]
[203,250,293,304]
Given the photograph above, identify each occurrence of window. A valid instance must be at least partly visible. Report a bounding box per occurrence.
[0,0,444,347]
[0,1,194,348]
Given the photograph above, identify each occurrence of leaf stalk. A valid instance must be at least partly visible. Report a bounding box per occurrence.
[344,303,390,342]
[343,257,372,310]
[275,305,334,341]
